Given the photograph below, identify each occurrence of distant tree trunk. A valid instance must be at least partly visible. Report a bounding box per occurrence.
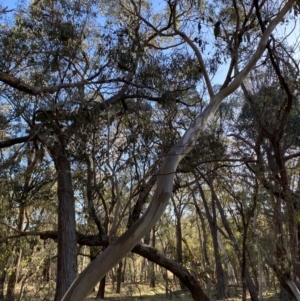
[96,277,106,299]
[131,256,137,283]
[212,226,227,299]
[216,195,258,301]
[86,155,107,299]
[175,216,185,290]
[195,204,210,268]
[192,190,212,296]
[241,227,248,301]
[111,269,116,290]
[128,261,133,282]
[273,196,296,301]
[198,182,227,299]
[42,258,51,282]
[140,259,146,282]
[199,177,259,301]
[95,247,107,298]
[217,232,237,285]
[139,234,150,283]
[6,248,22,300]
[164,269,169,297]
[116,261,123,293]
[0,270,6,299]
[122,258,126,282]
[50,136,77,301]
[149,227,156,288]
[171,196,185,290]
[6,204,25,300]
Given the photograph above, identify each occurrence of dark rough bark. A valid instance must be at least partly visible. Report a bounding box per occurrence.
[50,137,77,301]
[41,231,210,301]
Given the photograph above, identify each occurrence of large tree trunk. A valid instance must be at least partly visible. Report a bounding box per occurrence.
[50,136,77,301]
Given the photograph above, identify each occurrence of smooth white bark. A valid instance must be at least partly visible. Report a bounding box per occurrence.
[217,231,237,285]
[62,1,296,300]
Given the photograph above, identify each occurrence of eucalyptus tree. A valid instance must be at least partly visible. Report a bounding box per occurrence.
[229,71,300,299]
[0,0,145,298]
[0,0,299,300]
[61,1,299,300]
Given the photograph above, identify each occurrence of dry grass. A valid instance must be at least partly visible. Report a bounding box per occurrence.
[89,283,194,301]
[4,281,280,301]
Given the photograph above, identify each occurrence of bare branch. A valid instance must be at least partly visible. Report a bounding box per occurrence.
[170,4,214,98]
[0,135,31,149]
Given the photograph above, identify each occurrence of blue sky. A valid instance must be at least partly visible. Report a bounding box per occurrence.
[1,0,19,10]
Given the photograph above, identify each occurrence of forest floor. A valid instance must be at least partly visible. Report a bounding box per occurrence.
[88,283,280,301]
[9,281,280,300]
